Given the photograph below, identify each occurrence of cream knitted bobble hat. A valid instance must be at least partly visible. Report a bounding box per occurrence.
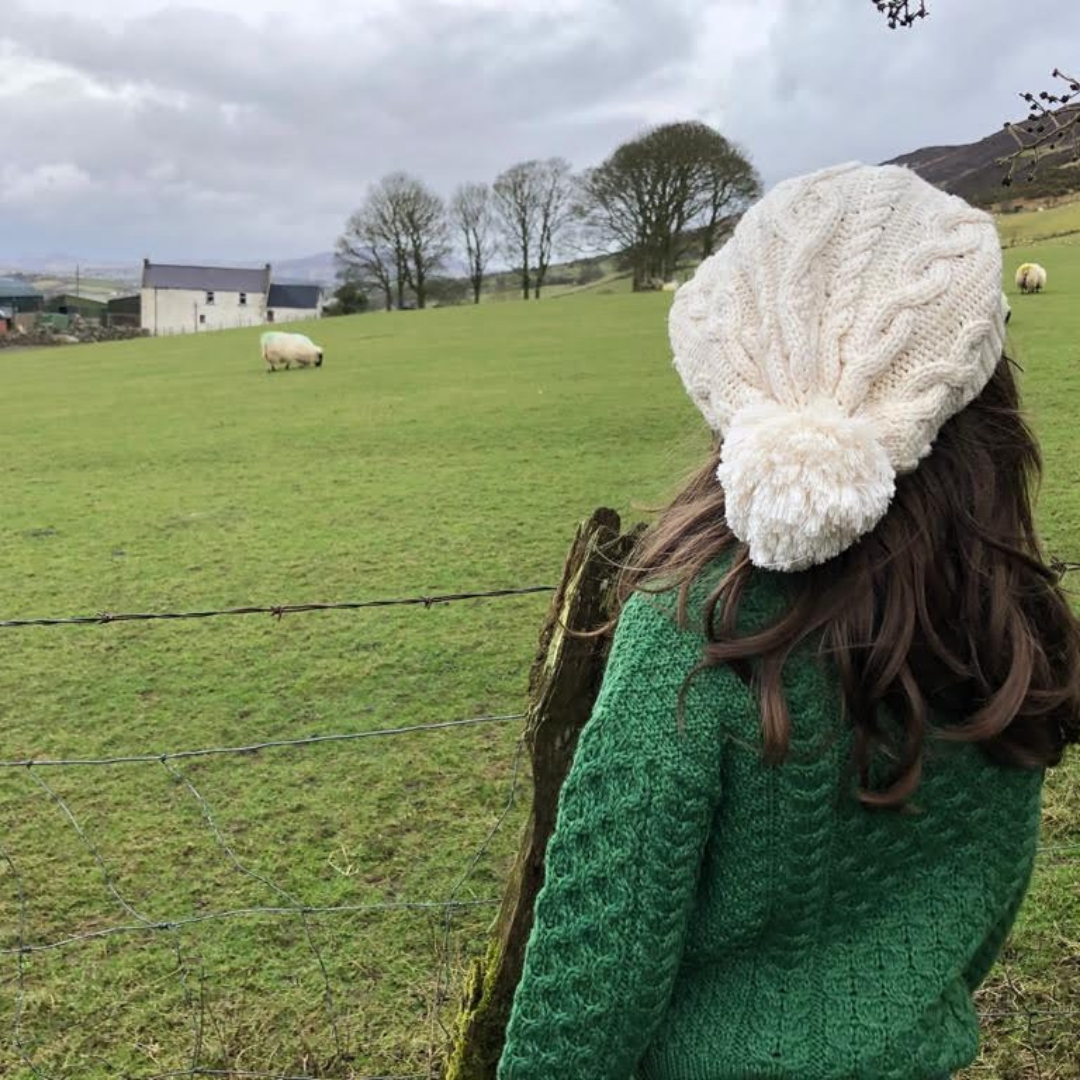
[669,161,1006,572]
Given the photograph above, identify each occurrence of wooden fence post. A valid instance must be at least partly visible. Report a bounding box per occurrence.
[442,507,644,1080]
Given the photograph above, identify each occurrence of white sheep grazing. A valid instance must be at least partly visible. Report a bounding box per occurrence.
[1015,262,1047,294]
[261,331,324,372]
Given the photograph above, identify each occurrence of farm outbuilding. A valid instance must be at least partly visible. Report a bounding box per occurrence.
[0,276,44,315]
[45,294,107,319]
[140,259,271,335]
[107,294,142,328]
[267,282,323,324]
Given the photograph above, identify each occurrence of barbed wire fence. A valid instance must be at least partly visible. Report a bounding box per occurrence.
[1,724,524,1080]
[0,582,553,1080]
[0,586,556,631]
[1,533,1079,1079]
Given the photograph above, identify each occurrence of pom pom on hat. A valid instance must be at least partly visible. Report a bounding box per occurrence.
[718,398,894,571]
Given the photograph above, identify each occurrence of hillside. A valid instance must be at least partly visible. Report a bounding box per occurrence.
[884,107,1080,206]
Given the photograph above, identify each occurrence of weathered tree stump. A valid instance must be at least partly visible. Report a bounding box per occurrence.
[443,507,643,1080]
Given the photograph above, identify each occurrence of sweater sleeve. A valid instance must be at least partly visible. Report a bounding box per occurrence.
[497,590,726,1080]
[961,860,1034,993]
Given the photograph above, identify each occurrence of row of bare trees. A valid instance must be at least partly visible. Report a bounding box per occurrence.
[335,160,574,311]
[335,121,761,311]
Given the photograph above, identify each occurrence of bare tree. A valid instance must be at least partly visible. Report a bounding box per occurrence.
[872,1,928,28]
[865,3,1076,190]
[335,210,396,312]
[387,174,449,310]
[451,182,498,304]
[493,159,577,301]
[493,162,542,300]
[1002,68,1080,186]
[336,173,448,311]
[533,158,576,299]
[582,121,761,291]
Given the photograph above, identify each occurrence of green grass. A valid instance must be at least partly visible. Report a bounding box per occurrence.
[996,197,1080,248]
[0,295,706,1078]
[0,252,1077,1079]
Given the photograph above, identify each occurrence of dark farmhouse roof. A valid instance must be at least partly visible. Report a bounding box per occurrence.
[107,294,141,310]
[0,276,43,299]
[268,283,322,309]
[141,260,270,293]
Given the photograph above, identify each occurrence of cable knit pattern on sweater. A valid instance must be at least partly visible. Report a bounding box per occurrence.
[497,569,1043,1080]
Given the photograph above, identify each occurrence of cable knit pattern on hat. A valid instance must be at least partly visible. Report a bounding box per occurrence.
[497,573,1043,1080]
[669,162,1006,571]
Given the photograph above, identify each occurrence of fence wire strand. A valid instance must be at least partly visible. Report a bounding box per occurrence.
[28,769,160,929]
[3,900,503,958]
[0,585,555,630]
[171,936,205,1077]
[0,712,526,769]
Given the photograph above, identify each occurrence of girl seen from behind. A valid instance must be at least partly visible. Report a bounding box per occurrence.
[497,162,1080,1080]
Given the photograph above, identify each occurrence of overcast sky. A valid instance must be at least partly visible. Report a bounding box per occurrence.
[1,0,1076,265]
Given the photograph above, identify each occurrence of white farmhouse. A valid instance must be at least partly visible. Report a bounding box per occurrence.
[140,260,271,335]
[266,283,323,324]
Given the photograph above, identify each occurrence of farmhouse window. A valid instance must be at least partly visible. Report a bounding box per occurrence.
[199,314,206,325]
[239,292,247,306]
[206,291,215,304]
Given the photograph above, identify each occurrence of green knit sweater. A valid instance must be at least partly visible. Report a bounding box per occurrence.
[497,566,1043,1080]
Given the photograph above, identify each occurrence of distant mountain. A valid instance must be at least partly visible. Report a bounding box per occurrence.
[273,251,473,285]
[0,254,138,279]
[4,250,479,289]
[0,252,334,284]
[883,108,1080,206]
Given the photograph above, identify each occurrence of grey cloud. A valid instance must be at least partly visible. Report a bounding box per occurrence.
[3,0,1075,265]
[1,0,698,262]
[723,0,1080,188]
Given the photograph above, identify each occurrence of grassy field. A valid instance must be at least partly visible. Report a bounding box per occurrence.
[25,275,134,303]
[0,229,1077,1078]
[997,196,1080,249]
[0,294,707,1079]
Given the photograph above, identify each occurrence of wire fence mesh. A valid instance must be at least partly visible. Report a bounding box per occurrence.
[0,584,544,1079]
[1,706,528,1079]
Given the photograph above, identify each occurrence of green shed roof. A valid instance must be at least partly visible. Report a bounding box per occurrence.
[47,293,106,307]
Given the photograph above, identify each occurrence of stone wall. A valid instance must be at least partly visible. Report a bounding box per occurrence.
[0,317,149,349]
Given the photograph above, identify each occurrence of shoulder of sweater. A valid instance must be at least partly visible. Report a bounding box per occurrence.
[609,568,774,748]
[620,556,831,746]
[596,594,736,789]
[628,550,791,644]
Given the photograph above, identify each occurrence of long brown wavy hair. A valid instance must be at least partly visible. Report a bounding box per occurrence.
[621,356,1080,806]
